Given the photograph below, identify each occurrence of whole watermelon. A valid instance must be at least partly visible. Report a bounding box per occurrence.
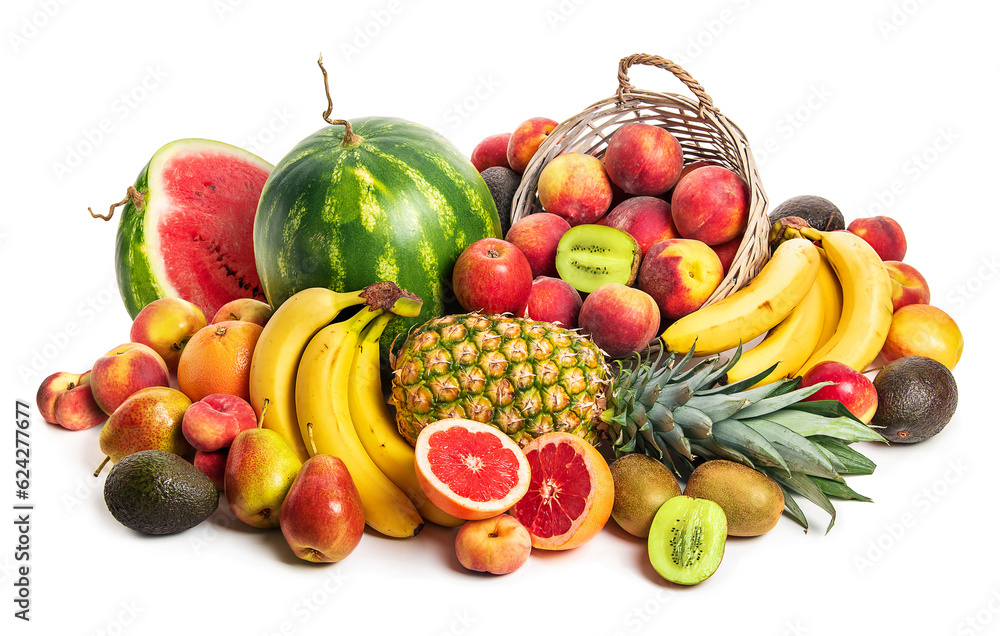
[253,117,501,354]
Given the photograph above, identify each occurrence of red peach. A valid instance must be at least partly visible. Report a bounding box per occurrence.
[36,370,107,431]
[194,448,228,490]
[883,261,930,313]
[129,297,207,371]
[711,235,744,275]
[537,153,613,226]
[517,276,583,329]
[799,361,879,424]
[471,132,512,172]
[505,212,571,279]
[881,304,963,370]
[89,342,171,415]
[603,122,683,196]
[578,283,660,358]
[602,196,679,257]
[507,117,558,174]
[182,394,259,452]
[637,239,724,320]
[455,515,532,575]
[671,165,749,246]
[847,216,907,261]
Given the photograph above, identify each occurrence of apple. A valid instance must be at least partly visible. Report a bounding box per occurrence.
[578,283,660,358]
[211,298,273,327]
[129,297,207,372]
[883,260,930,312]
[36,371,107,431]
[537,152,613,226]
[182,394,259,452]
[455,515,532,575]
[471,132,512,172]
[847,216,906,261]
[194,448,228,490]
[636,239,724,320]
[452,238,533,315]
[671,165,749,246]
[89,342,171,415]
[505,212,571,279]
[603,122,684,196]
[517,276,583,329]
[799,361,879,424]
[881,304,963,370]
[601,196,679,256]
[507,117,558,174]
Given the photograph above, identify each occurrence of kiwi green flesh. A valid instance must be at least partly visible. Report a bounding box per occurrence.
[555,224,641,294]
[648,495,727,585]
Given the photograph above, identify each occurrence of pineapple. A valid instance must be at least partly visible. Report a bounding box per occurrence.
[390,313,883,531]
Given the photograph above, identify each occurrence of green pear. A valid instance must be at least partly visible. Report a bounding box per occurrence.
[95,386,192,476]
[225,426,302,529]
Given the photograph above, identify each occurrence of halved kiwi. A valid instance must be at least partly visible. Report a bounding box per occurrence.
[648,495,727,585]
[555,224,642,293]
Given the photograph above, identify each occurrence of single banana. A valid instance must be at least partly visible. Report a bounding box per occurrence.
[661,238,821,357]
[723,276,825,387]
[813,246,844,352]
[248,287,369,463]
[295,308,424,538]
[797,230,893,375]
[348,313,464,528]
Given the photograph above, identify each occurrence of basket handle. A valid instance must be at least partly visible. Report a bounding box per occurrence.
[617,54,717,116]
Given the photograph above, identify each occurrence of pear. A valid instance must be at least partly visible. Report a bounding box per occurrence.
[280,454,365,563]
[95,386,192,476]
[224,425,302,529]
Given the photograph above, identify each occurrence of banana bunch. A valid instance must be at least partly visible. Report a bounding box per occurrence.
[248,282,462,538]
[660,224,893,385]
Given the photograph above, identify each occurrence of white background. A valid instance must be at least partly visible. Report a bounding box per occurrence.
[3,1,997,634]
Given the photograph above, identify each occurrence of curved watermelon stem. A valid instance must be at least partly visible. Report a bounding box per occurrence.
[316,54,362,147]
[89,185,144,221]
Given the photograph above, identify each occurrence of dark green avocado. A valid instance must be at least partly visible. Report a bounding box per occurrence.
[482,166,521,237]
[871,356,958,444]
[104,450,218,535]
[768,195,845,231]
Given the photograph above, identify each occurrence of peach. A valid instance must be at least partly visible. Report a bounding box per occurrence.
[537,152,613,226]
[182,394,258,452]
[194,448,228,490]
[578,283,660,358]
[36,370,107,431]
[637,239,724,321]
[471,132,512,172]
[603,122,683,196]
[883,260,930,312]
[455,515,532,575]
[711,234,744,275]
[847,216,907,261]
[517,276,583,329]
[601,196,679,257]
[799,361,879,424]
[129,297,207,371]
[881,304,963,369]
[507,117,558,174]
[505,212,571,279]
[671,165,749,246]
[211,298,273,327]
[89,342,171,415]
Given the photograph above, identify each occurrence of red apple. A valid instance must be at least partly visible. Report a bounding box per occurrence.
[671,165,749,246]
[881,304,963,370]
[799,361,879,424]
[711,234,744,275]
[637,239,724,320]
[604,122,683,196]
[36,371,107,431]
[537,152,613,226]
[89,342,171,415]
[211,298,273,327]
[507,117,558,174]
[471,132,512,172]
[883,260,930,312]
[602,196,679,256]
[578,283,660,358]
[505,212,571,278]
[182,394,259,452]
[847,216,907,261]
[517,276,583,328]
[452,238,533,314]
[455,515,532,575]
[129,297,207,371]
[194,448,228,490]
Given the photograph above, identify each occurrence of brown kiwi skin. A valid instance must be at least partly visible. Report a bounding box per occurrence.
[683,460,784,537]
[609,454,682,538]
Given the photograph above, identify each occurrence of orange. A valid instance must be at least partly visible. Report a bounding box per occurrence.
[177,320,262,403]
[509,432,614,550]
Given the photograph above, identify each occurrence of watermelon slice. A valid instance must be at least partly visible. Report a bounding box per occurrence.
[113,139,273,320]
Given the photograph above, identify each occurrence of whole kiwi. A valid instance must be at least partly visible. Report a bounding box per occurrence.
[609,454,681,538]
[683,460,784,537]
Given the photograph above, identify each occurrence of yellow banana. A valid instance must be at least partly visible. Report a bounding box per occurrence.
[661,238,821,357]
[295,308,424,538]
[723,277,825,387]
[797,230,893,375]
[813,246,844,352]
[348,313,464,528]
[248,287,369,463]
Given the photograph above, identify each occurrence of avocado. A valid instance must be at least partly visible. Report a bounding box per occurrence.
[768,195,845,231]
[481,166,520,237]
[104,450,218,534]
[871,356,958,443]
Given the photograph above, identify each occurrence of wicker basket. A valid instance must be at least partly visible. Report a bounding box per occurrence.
[510,53,770,309]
